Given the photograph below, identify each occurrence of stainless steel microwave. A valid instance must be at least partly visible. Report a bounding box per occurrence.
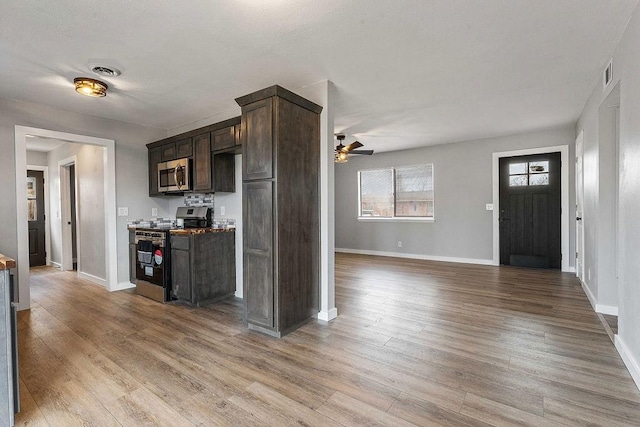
[158,158,191,193]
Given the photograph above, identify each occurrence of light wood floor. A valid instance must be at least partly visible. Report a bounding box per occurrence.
[16,254,640,426]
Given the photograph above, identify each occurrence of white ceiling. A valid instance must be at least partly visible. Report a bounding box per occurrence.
[1,1,637,153]
[24,136,67,153]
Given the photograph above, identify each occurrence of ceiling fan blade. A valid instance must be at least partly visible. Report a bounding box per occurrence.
[343,141,364,152]
[350,149,374,155]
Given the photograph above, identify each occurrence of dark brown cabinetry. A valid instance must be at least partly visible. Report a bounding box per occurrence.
[236,85,322,337]
[193,133,211,191]
[170,231,236,306]
[176,138,193,158]
[148,147,162,197]
[212,126,236,151]
[147,117,240,196]
[160,143,177,162]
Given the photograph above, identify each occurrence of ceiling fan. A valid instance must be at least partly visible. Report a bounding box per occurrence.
[334,134,374,163]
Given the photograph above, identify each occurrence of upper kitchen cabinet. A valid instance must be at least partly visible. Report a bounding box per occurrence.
[147,116,241,196]
[160,142,176,162]
[212,126,235,151]
[148,147,162,196]
[192,133,211,192]
[240,98,273,181]
[236,85,322,338]
[176,138,193,158]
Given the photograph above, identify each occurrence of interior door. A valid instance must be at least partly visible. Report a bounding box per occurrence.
[576,132,585,281]
[27,170,46,267]
[499,152,562,269]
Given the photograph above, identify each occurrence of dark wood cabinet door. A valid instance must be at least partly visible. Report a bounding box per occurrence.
[176,138,193,158]
[193,133,212,191]
[243,181,274,328]
[171,248,192,302]
[148,147,162,196]
[242,98,273,180]
[213,153,235,192]
[160,143,176,162]
[212,126,236,151]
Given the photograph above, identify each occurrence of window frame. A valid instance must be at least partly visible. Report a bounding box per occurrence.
[357,164,435,222]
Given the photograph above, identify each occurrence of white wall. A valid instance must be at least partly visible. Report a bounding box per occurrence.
[577,2,640,387]
[26,150,47,166]
[47,143,106,280]
[214,155,243,297]
[0,97,166,299]
[335,125,576,265]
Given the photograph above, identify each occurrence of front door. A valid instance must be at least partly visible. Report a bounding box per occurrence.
[499,152,561,269]
[27,170,46,267]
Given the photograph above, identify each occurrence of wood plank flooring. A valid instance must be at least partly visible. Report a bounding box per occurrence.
[15,254,640,426]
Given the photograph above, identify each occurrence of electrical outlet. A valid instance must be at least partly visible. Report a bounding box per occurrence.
[151,207,158,217]
[397,241,402,248]
[117,207,128,217]
[486,203,494,211]
[220,206,226,216]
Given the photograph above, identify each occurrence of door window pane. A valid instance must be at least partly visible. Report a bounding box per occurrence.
[360,169,393,217]
[529,161,549,173]
[529,173,549,186]
[509,175,528,186]
[509,163,527,174]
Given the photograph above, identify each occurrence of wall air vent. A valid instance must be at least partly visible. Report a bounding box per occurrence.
[603,59,613,90]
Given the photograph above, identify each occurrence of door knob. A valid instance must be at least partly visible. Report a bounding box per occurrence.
[576,217,582,221]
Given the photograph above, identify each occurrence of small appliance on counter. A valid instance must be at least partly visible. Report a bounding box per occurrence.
[175,206,212,228]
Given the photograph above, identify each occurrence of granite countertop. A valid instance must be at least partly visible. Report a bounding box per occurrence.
[0,254,16,270]
[170,227,235,235]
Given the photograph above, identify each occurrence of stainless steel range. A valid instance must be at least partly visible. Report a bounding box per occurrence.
[134,229,171,302]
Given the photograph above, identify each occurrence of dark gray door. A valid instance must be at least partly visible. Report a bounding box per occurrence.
[499,153,561,269]
[27,170,46,267]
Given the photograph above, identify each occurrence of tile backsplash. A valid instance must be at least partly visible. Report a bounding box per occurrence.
[184,193,215,208]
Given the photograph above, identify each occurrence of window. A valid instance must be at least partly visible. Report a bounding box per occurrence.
[508,161,549,187]
[358,164,434,219]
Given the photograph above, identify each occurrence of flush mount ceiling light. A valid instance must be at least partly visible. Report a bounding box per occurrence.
[74,77,108,97]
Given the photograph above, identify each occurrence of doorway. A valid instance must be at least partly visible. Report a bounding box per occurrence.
[492,145,570,272]
[59,158,79,272]
[498,152,562,269]
[14,126,117,311]
[27,170,46,267]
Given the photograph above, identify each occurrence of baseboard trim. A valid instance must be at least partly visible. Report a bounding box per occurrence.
[564,266,576,273]
[49,261,61,269]
[580,277,597,311]
[596,304,618,316]
[234,291,243,299]
[615,335,640,392]
[317,308,338,322]
[336,248,494,266]
[112,281,136,292]
[78,271,107,288]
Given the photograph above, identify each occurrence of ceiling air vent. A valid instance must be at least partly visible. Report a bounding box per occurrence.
[90,65,121,77]
[603,59,613,90]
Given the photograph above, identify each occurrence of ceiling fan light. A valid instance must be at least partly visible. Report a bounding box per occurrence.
[74,77,108,97]
[335,151,348,163]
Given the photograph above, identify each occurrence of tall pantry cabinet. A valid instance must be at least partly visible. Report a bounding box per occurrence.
[236,85,322,337]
